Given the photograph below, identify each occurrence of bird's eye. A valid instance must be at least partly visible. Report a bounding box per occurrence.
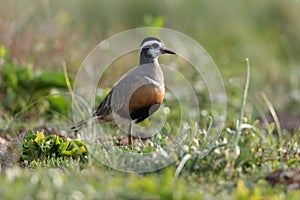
[151,43,159,48]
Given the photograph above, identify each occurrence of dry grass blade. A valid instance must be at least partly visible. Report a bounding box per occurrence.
[261,92,282,140]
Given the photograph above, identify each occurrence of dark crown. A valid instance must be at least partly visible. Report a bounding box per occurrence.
[140,37,162,47]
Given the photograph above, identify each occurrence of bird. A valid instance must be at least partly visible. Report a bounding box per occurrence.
[72,37,176,146]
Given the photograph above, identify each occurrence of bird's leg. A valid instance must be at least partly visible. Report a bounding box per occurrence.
[128,122,133,146]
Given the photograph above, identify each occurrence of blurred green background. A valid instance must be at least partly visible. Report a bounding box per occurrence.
[1,0,299,125]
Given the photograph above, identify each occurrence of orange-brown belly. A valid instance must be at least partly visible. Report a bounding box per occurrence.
[129,84,165,112]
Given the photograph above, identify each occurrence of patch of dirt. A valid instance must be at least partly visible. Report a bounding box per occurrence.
[0,136,11,172]
[266,168,300,190]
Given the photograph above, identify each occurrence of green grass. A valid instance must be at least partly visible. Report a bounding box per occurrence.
[1,119,300,199]
[1,55,300,198]
[1,0,300,199]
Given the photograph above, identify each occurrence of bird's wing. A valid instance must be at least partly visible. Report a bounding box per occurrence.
[93,89,113,117]
[94,65,159,119]
[93,66,142,118]
[111,72,144,114]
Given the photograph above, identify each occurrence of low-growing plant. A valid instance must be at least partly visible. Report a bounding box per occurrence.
[21,130,88,167]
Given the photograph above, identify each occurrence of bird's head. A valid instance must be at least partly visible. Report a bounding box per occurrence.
[140,37,175,60]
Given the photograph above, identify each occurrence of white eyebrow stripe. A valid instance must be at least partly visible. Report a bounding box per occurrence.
[143,76,163,87]
[140,40,162,50]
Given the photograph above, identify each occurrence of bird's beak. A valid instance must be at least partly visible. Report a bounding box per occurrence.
[162,48,176,55]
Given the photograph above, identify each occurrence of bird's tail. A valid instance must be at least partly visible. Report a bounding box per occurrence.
[70,119,88,132]
[71,116,102,132]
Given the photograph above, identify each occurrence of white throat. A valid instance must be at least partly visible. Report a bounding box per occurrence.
[153,57,159,65]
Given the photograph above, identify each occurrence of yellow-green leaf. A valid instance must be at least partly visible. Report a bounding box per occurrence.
[34,131,45,146]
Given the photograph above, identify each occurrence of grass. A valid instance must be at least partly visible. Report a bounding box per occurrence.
[1,0,300,199]
[2,117,300,199]
[1,50,300,199]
